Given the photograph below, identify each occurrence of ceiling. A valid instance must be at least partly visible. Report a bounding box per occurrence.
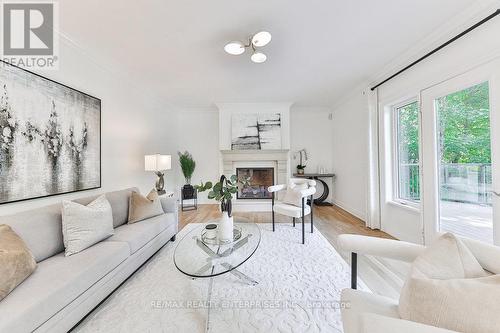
[60,0,479,108]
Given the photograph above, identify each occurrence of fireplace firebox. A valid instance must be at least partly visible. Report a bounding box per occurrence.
[236,168,274,199]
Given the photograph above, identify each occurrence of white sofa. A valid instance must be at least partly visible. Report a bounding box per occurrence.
[338,234,500,333]
[0,188,178,333]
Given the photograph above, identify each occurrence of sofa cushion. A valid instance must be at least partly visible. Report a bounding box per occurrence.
[0,241,129,333]
[0,203,64,263]
[74,187,138,228]
[62,195,114,256]
[108,213,174,253]
[0,225,37,301]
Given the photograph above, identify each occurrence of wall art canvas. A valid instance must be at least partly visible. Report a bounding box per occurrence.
[0,61,101,204]
[231,113,281,150]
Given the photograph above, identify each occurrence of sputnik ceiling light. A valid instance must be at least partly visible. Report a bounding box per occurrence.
[224,31,272,63]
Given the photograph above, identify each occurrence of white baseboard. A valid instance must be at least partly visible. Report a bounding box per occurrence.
[331,199,367,222]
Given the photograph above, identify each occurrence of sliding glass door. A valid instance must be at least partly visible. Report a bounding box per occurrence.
[421,59,500,245]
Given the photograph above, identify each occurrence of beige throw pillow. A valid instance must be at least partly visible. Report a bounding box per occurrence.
[62,195,114,256]
[128,189,164,224]
[400,275,500,333]
[399,233,499,333]
[409,232,487,279]
[0,224,37,301]
[282,182,308,207]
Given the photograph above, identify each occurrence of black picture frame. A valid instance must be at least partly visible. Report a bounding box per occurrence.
[0,59,101,205]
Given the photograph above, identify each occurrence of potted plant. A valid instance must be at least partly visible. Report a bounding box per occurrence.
[296,149,308,175]
[178,151,196,198]
[195,175,238,241]
[297,164,306,175]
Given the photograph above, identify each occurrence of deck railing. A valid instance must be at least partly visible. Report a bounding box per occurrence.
[399,163,492,205]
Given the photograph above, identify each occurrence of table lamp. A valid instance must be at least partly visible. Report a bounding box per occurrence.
[145,154,171,195]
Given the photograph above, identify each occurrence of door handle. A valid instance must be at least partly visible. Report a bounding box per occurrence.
[492,191,500,197]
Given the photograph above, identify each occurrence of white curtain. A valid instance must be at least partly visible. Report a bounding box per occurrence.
[366,88,381,229]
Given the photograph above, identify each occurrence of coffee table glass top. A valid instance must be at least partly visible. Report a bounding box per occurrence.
[174,220,261,278]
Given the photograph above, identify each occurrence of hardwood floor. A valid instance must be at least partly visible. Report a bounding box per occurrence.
[179,204,393,249]
[179,204,403,298]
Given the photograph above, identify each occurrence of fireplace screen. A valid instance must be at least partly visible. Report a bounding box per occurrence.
[236,168,274,199]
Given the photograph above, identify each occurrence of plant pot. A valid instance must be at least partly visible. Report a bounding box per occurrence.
[183,184,195,199]
[297,168,305,175]
[218,211,234,242]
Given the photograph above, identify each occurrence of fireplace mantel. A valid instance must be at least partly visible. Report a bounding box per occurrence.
[220,149,290,159]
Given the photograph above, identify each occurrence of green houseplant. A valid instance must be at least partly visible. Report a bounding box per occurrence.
[195,175,238,241]
[178,151,196,184]
[178,151,196,199]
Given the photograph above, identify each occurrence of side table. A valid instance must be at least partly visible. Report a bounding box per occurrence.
[293,173,335,206]
[181,187,197,211]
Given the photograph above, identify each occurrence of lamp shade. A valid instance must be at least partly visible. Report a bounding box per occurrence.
[145,154,171,171]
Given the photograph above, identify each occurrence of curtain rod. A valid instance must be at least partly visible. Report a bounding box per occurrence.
[370,9,500,91]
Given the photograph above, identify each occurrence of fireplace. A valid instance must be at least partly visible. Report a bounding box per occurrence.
[236,167,274,199]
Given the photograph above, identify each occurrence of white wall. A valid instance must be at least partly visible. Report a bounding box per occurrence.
[172,108,219,202]
[290,107,334,202]
[0,37,177,216]
[331,94,369,220]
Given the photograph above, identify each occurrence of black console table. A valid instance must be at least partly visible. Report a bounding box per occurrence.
[292,173,335,206]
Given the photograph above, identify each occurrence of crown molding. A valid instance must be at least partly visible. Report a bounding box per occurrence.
[55,30,174,111]
[367,0,499,88]
[215,102,294,111]
[331,0,500,111]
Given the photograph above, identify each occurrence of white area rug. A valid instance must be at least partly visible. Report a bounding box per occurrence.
[75,223,365,333]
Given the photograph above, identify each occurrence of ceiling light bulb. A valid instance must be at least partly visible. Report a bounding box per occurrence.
[224,41,245,55]
[251,52,267,63]
[252,31,272,47]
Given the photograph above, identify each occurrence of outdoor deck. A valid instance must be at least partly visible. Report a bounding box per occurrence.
[440,201,493,243]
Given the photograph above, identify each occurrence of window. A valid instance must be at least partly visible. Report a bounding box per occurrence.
[395,101,420,202]
[435,81,492,243]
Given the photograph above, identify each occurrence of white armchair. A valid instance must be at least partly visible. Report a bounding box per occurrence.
[337,234,500,333]
[267,178,316,244]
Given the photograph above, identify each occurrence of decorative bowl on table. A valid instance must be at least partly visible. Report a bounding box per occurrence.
[201,224,242,245]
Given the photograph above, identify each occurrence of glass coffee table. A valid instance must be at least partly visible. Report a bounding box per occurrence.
[173,220,261,332]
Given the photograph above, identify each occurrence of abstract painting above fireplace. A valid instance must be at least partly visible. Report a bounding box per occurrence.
[231,113,281,150]
[236,167,274,199]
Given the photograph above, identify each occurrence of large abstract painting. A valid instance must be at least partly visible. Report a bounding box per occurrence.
[0,61,101,204]
[231,113,281,150]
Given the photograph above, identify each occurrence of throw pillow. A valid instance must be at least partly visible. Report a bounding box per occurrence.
[400,274,500,333]
[399,233,497,333]
[62,195,114,256]
[410,232,487,279]
[128,189,164,224]
[0,224,37,301]
[282,182,308,207]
